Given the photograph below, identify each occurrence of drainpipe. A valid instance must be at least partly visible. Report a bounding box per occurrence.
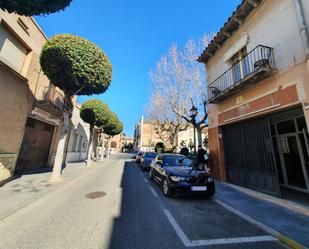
[294,0,309,59]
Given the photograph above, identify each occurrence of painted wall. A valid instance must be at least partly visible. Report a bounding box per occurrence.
[66,105,90,163]
[0,11,62,181]
[206,0,306,83]
[177,126,208,150]
[205,0,309,129]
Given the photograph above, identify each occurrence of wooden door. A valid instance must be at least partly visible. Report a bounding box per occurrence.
[15,118,54,173]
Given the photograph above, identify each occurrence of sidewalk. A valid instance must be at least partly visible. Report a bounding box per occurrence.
[0,160,107,221]
[215,181,309,248]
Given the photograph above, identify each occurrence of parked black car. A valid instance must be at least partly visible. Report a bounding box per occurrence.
[140,152,157,171]
[149,154,215,197]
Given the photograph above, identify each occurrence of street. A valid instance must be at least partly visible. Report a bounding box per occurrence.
[0,154,289,249]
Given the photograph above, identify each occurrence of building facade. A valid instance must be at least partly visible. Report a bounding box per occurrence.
[133,116,163,151]
[134,116,209,152]
[177,126,208,151]
[0,10,63,182]
[65,104,90,163]
[199,0,309,196]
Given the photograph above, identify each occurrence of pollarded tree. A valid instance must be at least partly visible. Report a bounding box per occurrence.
[103,112,123,157]
[145,91,188,147]
[40,34,112,182]
[149,35,211,147]
[80,99,111,166]
[0,0,72,16]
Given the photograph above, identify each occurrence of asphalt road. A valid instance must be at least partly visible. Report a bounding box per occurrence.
[0,154,289,249]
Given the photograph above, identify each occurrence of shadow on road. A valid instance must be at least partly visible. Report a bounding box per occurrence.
[107,160,185,249]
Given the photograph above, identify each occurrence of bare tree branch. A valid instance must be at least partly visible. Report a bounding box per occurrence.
[147,34,211,145]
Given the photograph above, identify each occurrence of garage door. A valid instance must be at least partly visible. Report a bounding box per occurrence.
[223,117,281,196]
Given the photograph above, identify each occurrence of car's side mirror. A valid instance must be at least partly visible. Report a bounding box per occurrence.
[157,160,163,166]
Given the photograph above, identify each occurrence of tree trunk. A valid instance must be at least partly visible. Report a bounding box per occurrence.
[196,126,203,147]
[106,138,111,158]
[93,132,99,160]
[171,129,178,148]
[99,135,105,160]
[49,110,70,183]
[86,125,94,166]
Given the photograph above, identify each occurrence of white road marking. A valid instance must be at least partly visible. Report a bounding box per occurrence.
[191,236,277,247]
[137,166,279,247]
[149,186,159,198]
[214,198,281,238]
[163,209,192,247]
[163,205,278,248]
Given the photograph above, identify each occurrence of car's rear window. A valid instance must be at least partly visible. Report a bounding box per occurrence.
[162,156,185,166]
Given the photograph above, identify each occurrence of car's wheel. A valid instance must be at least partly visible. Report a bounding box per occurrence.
[162,178,172,197]
[149,169,154,180]
[208,189,215,197]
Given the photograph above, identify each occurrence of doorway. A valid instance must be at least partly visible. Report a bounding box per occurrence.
[15,117,55,174]
[271,115,309,193]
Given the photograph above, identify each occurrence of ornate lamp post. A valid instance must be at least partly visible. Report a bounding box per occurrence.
[189,105,198,154]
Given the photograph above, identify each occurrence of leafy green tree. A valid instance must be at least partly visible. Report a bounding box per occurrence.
[40,34,112,182]
[104,112,123,136]
[80,99,110,166]
[0,0,73,16]
[103,112,123,157]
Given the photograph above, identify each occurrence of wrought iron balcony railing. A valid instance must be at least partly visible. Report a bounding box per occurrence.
[207,45,276,103]
[36,84,64,112]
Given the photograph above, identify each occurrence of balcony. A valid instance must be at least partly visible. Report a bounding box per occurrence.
[207,45,277,104]
[36,84,64,114]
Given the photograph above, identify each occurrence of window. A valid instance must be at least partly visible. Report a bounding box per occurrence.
[0,23,28,72]
[277,120,296,134]
[296,117,307,132]
[230,47,249,83]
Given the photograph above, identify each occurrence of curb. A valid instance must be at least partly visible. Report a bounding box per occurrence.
[220,182,309,216]
[277,235,307,249]
[214,198,308,249]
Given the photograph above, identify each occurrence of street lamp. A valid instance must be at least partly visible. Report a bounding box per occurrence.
[189,105,198,154]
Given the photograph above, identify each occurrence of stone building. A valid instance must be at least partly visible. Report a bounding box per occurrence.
[198,0,309,196]
[133,116,163,151]
[134,116,208,152]
[0,10,63,182]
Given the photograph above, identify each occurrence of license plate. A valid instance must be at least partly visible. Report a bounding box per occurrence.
[191,186,207,191]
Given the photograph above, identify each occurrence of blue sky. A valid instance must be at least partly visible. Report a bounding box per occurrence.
[35,0,241,136]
